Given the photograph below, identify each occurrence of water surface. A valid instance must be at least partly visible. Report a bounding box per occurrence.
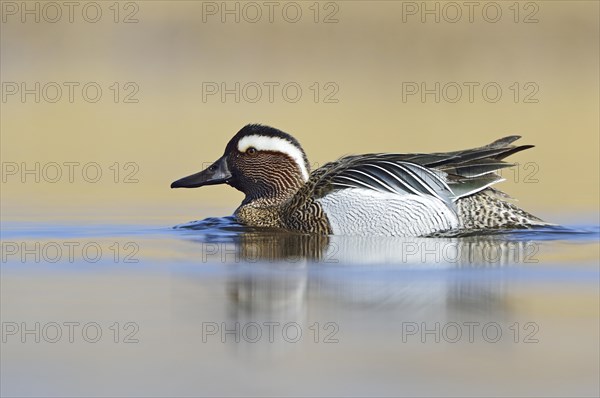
[1,217,598,397]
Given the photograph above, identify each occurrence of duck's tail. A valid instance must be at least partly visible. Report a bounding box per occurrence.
[456,189,552,230]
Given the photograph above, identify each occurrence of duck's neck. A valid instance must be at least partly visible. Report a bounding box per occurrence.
[241,185,299,205]
[236,168,305,205]
[235,183,304,228]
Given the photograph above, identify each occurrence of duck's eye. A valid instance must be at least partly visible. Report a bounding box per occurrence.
[208,165,216,172]
[246,147,257,156]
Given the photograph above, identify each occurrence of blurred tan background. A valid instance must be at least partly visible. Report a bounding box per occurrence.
[1,1,598,222]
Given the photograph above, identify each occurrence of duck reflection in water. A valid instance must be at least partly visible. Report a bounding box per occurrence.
[178,220,550,355]
[178,217,541,266]
[219,231,536,317]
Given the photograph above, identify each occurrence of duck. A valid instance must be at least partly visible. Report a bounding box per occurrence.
[171,124,549,237]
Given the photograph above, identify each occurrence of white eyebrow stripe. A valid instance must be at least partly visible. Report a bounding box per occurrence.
[237,135,309,181]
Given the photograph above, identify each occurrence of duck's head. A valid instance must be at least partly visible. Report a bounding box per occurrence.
[171,124,310,202]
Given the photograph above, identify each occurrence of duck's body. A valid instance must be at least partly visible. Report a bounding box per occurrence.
[172,124,548,236]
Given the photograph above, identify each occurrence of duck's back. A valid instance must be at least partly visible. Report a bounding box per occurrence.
[282,136,548,236]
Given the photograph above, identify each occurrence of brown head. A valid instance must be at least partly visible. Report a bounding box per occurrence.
[171,124,310,204]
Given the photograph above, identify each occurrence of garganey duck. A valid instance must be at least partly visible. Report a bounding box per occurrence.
[171,124,549,236]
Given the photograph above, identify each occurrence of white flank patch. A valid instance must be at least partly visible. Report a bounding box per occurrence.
[317,188,459,236]
[237,135,309,181]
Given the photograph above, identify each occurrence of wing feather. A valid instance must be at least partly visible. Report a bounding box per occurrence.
[287,136,534,210]
[331,160,455,204]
